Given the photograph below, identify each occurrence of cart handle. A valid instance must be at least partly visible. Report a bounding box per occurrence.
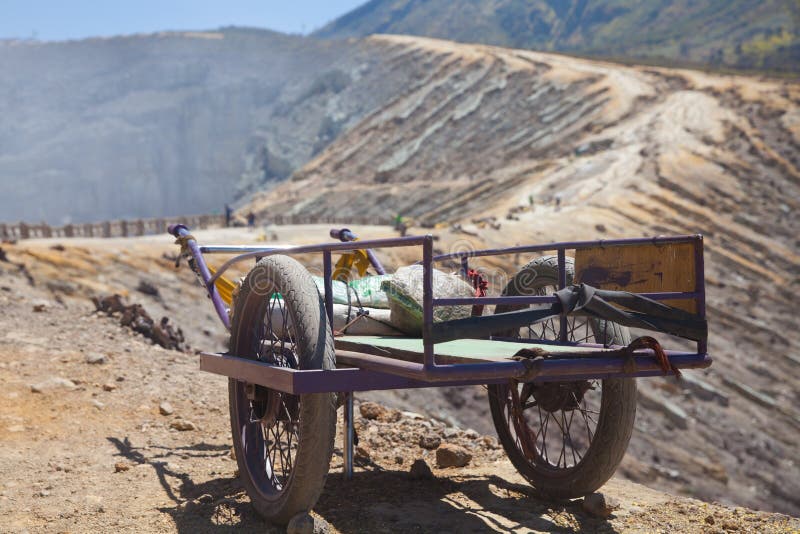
[329,227,386,275]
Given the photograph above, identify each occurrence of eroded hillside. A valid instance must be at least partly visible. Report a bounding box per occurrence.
[245,35,800,514]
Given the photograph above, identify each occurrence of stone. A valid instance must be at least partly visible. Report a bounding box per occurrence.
[680,373,729,406]
[436,443,472,468]
[582,493,620,518]
[85,352,107,365]
[481,435,498,449]
[638,389,689,429]
[114,462,130,473]
[358,401,400,422]
[102,383,117,392]
[721,377,777,409]
[159,402,174,416]
[408,459,434,480]
[170,420,197,431]
[418,434,441,450]
[30,377,76,393]
[287,512,315,534]
[196,493,213,504]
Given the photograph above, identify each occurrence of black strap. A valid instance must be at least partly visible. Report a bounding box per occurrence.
[430,283,706,344]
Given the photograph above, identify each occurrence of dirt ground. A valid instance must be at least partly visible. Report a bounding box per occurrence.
[1,230,799,533]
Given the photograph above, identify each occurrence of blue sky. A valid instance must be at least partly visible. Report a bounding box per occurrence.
[0,0,367,41]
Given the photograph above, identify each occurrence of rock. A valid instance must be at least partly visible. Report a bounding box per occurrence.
[287,512,315,534]
[436,443,472,468]
[170,420,197,431]
[85,352,107,365]
[358,401,401,422]
[196,493,213,504]
[409,459,434,480]
[638,389,689,429]
[443,427,460,439]
[721,377,777,409]
[102,383,117,392]
[32,302,47,312]
[481,435,498,449]
[114,462,130,473]
[136,280,160,297]
[394,455,404,465]
[705,514,716,525]
[30,377,76,393]
[680,373,729,406]
[91,400,105,410]
[159,402,174,416]
[418,434,441,450]
[582,492,620,518]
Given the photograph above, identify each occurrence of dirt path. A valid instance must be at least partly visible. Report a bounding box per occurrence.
[1,246,798,533]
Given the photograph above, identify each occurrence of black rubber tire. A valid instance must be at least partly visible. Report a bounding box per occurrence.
[228,255,336,525]
[488,255,637,499]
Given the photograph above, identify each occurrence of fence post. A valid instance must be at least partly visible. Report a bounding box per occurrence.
[19,223,29,240]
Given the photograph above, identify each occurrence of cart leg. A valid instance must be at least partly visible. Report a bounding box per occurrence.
[343,391,354,480]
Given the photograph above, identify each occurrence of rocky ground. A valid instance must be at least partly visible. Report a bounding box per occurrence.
[1,226,799,532]
[1,250,798,533]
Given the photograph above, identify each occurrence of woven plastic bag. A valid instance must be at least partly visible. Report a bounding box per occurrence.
[311,274,392,309]
[381,265,476,335]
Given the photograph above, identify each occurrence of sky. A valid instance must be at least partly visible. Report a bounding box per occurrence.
[0,0,367,41]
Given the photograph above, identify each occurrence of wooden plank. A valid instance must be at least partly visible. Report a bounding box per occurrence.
[575,242,697,312]
[334,335,606,365]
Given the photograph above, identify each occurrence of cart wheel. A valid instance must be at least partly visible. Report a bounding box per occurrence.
[488,255,637,499]
[228,256,336,525]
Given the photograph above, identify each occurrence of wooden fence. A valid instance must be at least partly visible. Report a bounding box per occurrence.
[0,214,392,241]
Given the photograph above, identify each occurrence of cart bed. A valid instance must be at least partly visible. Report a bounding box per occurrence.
[334,335,609,365]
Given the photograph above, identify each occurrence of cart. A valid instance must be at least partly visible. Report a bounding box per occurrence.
[168,224,710,524]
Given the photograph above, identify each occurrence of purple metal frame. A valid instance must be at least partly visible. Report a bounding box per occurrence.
[168,225,709,394]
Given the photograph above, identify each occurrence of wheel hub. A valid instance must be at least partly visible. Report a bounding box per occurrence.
[528,381,592,412]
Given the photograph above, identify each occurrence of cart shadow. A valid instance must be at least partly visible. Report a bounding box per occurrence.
[107,436,280,533]
[108,437,618,533]
[317,460,619,533]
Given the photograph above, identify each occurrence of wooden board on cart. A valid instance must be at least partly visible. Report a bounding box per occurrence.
[575,241,697,312]
[334,335,609,365]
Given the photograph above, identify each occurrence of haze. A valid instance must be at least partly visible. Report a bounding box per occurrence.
[0,0,365,40]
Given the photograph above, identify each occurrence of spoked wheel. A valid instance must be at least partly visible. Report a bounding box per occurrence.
[228,256,336,524]
[488,255,637,499]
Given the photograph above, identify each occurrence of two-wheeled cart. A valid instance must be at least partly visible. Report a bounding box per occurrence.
[168,225,710,524]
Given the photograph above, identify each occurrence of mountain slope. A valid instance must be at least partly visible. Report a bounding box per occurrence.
[315,0,800,73]
[245,34,800,514]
